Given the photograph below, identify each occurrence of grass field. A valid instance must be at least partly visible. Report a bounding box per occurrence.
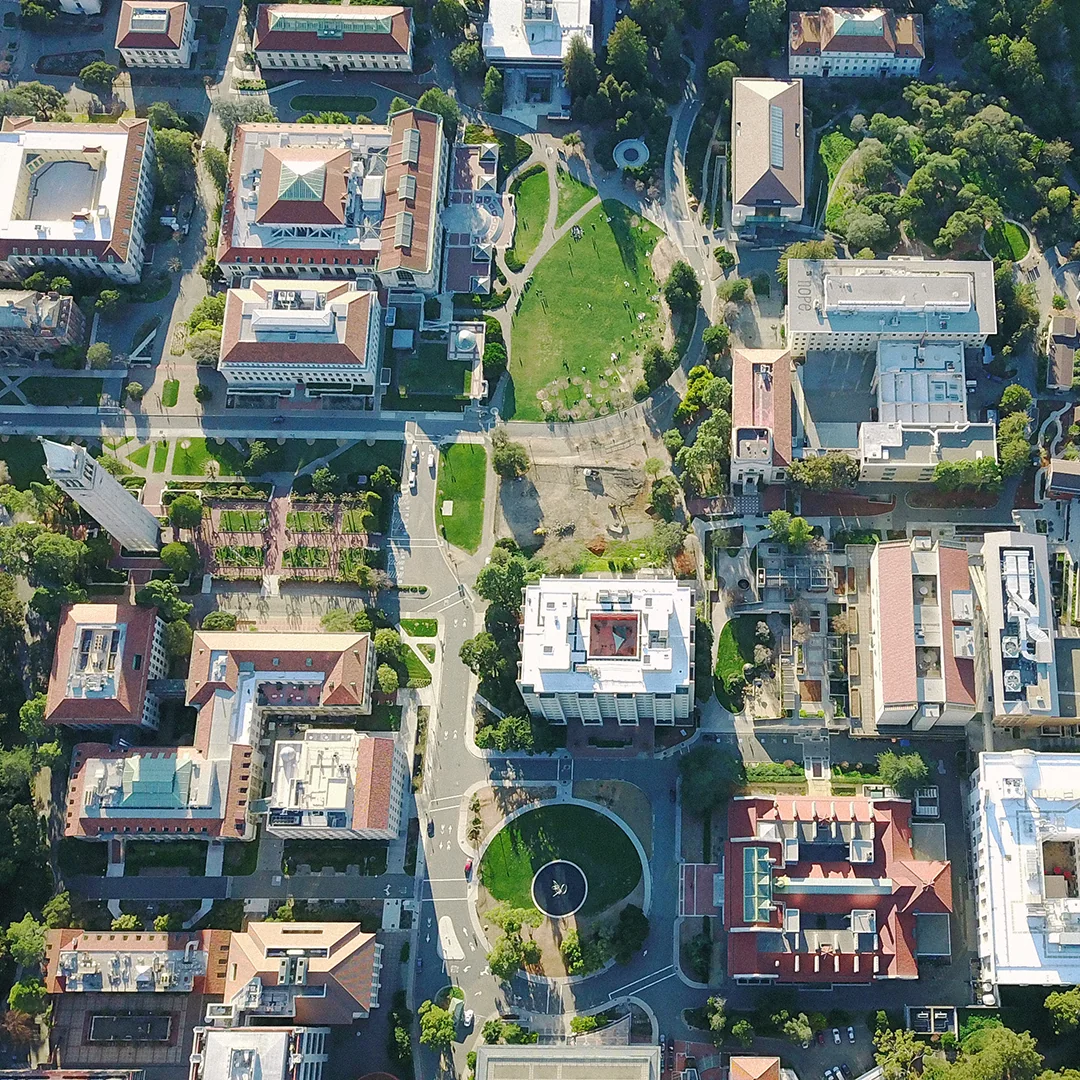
[286,510,331,532]
[401,618,437,637]
[172,438,243,477]
[125,841,208,876]
[289,94,377,116]
[161,379,180,408]
[217,545,264,567]
[819,129,857,188]
[398,351,471,398]
[402,643,432,687]
[261,439,340,475]
[283,546,330,568]
[219,509,267,532]
[986,221,1029,262]
[435,443,486,554]
[283,840,387,875]
[19,377,101,407]
[330,440,403,483]
[508,166,549,266]
[479,804,641,916]
[714,615,759,711]
[507,200,661,421]
[341,508,372,533]
[554,168,597,227]
[0,436,45,488]
[128,443,151,469]
[152,440,170,473]
[222,834,261,876]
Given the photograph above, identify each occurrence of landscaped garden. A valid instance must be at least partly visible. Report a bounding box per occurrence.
[714,615,760,711]
[436,443,486,554]
[286,510,331,532]
[289,94,377,116]
[124,840,208,876]
[282,839,388,876]
[507,200,662,421]
[171,438,244,477]
[554,169,597,227]
[283,546,330,569]
[18,377,102,407]
[0,437,45,489]
[506,164,548,268]
[219,509,267,532]
[161,379,180,408]
[216,545,264,567]
[986,221,1030,262]
[401,618,437,637]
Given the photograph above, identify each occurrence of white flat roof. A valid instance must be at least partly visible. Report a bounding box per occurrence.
[482,0,593,63]
[476,1044,660,1080]
[973,751,1080,986]
[876,341,967,426]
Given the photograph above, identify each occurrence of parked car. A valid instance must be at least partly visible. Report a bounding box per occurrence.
[832,1029,841,1045]
[408,466,417,491]
[463,1010,474,1027]
[840,1064,852,1079]
[416,956,423,970]
[411,444,419,465]
[427,819,435,838]
[464,858,473,877]
[847,1027,855,1044]
[428,452,435,472]
[817,1032,825,1046]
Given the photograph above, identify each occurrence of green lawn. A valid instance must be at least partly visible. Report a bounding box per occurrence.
[398,350,471,398]
[283,546,330,568]
[161,379,180,408]
[479,804,641,916]
[463,124,531,178]
[508,166,549,266]
[289,94,377,116]
[58,837,109,878]
[222,834,261,876]
[152,440,170,473]
[402,643,432,687]
[435,443,486,554]
[986,221,1029,261]
[171,438,244,477]
[260,439,341,475]
[341,508,370,533]
[286,510,331,532]
[0,436,45,488]
[128,443,151,469]
[124,840,208,876]
[819,129,857,188]
[508,200,661,421]
[283,839,388,875]
[219,509,267,532]
[19,376,102,407]
[217,545,264,567]
[357,703,401,731]
[554,169,597,227]
[401,618,437,637]
[714,616,757,684]
[330,440,403,484]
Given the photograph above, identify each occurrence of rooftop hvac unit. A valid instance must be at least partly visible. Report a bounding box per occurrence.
[1001,636,1021,658]
[1003,669,1023,693]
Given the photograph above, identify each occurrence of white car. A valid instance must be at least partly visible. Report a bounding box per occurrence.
[408,467,417,491]
[463,1009,474,1027]
[847,1027,855,1044]
[411,444,419,465]
[428,452,435,472]
[832,1029,841,1045]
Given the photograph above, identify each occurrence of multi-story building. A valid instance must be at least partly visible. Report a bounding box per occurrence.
[731,79,804,233]
[0,288,84,349]
[218,280,381,399]
[116,1,195,67]
[730,348,793,491]
[190,1026,331,1080]
[41,439,161,552]
[1046,313,1077,391]
[786,257,997,355]
[969,751,1080,992]
[867,538,977,731]
[482,0,593,126]
[267,729,405,840]
[517,577,694,725]
[974,531,1059,726]
[0,117,154,283]
[254,4,412,72]
[789,7,924,78]
[216,109,447,292]
[45,602,168,731]
[443,142,508,295]
[210,921,382,1025]
[475,1045,661,1080]
[725,795,953,983]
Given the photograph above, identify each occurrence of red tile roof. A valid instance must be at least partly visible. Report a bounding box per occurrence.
[731,348,792,468]
[873,543,917,708]
[254,3,412,56]
[789,8,924,58]
[938,542,977,707]
[351,736,396,831]
[116,0,188,49]
[255,146,350,226]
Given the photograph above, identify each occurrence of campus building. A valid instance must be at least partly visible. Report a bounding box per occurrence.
[974,532,1059,726]
[866,537,978,731]
[253,4,412,72]
[517,577,694,725]
[0,287,84,349]
[970,752,1080,992]
[731,79,804,233]
[788,7,924,78]
[0,117,155,283]
[116,1,195,67]
[217,109,447,292]
[190,1026,331,1080]
[785,257,997,355]
[218,280,382,399]
[1046,314,1077,391]
[267,729,405,840]
[443,141,509,295]
[730,347,794,491]
[725,795,953,983]
[481,0,593,126]
[45,602,168,731]
[210,922,382,1025]
[41,439,161,552]
[474,1045,661,1080]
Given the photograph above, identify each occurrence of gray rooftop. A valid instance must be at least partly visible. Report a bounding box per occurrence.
[476,1045,661,1080]
[787,258,997,337]
[859,422,996,465]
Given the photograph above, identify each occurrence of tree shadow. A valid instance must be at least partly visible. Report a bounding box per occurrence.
[605,200,640,279]
[497,475,543,548]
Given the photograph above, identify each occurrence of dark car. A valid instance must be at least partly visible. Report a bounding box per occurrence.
[817,1032,825,1046]
[840,1065,852,1079]
[427,819,435,837]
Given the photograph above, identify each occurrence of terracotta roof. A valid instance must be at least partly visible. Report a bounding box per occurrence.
[731,347,792,467]
[937,542,976,708]
[730,1059,781,1080]
[116,0,188,49]
[352,735,396,831]
[255,146,350,226]
[732,80,804,210]
[254,3,412,56]
[45,603,159,726]
[223,921,379,1024]
[873,542,917,707]
[790,8,924,58]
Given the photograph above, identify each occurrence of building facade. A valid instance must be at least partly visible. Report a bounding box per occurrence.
[789,8,924,77]
[731,79,804,232]
[116,1,195,67]
[0,288,84,349]
[218,280,381,399]
[517,577,694,725]
[254,4,412,71]
[0,118,155,283]
[969,751,1080,992]
[41,439,161,552]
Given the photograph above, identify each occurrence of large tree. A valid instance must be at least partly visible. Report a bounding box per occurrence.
[564,33,599,104]
[677,745,744,815]
[606,17,648,85]
[475,549,529,613]
[416,88,461,134]
[876,750,928,797]
[790,452,860,491]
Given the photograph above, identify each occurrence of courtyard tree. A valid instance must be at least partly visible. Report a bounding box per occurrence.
[876,750,928,798]
[1,1011,35,1049]
[487,932,525,979]
[1000,383,1033,416]
[376,664,400,695]
[6,914,46,967]
[95,290,121,313]
[790,452,860,491]
[154,126,196,203]
[475,548,529,613]
[245,440,271,474]
[702,323,730,360]
[746,0,786,52]
[8,979,50,1012]
[125,381,145,403]
[451,40,483,76]
[563,32,599,105]
[29,532,84,585]
[782,1012,813,1046]
[202,610,237,630]
[418,1000,456,1049]
[201,144,229,194]
[491,430,530,479]
[86,342,112,369]
[164,619,193,660]
[460,631,504,680]
[705,996,727,1043]
[17,694,46,743]
[160,541,199,581]
[168,494,203,532]
[416,88,461,133]
[214,100,277,137]
[787,516,813,548]
[41,891,71,930]
[79,61,119,98]
[0,82,67,121]
[650,475,681,520]
[664,261,701,316]
[134,579,193,622]
[188,328,223,365]
[1045,987,1080,1033]
[606,17,648,85]
[311,466,338,495]
[768,510,793,543]
[678,744,744,816]
[482,67,504,112]
[731,1019,754,1047]
[432,0,466,35]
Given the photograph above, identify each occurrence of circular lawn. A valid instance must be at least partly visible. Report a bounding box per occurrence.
[479,804,641,918]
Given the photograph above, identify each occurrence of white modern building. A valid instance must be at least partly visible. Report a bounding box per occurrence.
[253,4,413,72]
[60,0,100,13]
[190,1026,331,1080]
[41,439,161,552]
[0,118,155,283]
[217,110,447,293]
[789,7,924,78]
[267,729,405,840]
[975,532,1060,725]
[218,280,381,399]
[116,1,195,67]
[786,258,997,355]
[969,751,1080,991]
[731,79,805,233]
[481,0,593,126]
[517,577,694,725]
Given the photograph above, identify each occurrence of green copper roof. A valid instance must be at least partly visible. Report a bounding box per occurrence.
[278,160,326,202]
